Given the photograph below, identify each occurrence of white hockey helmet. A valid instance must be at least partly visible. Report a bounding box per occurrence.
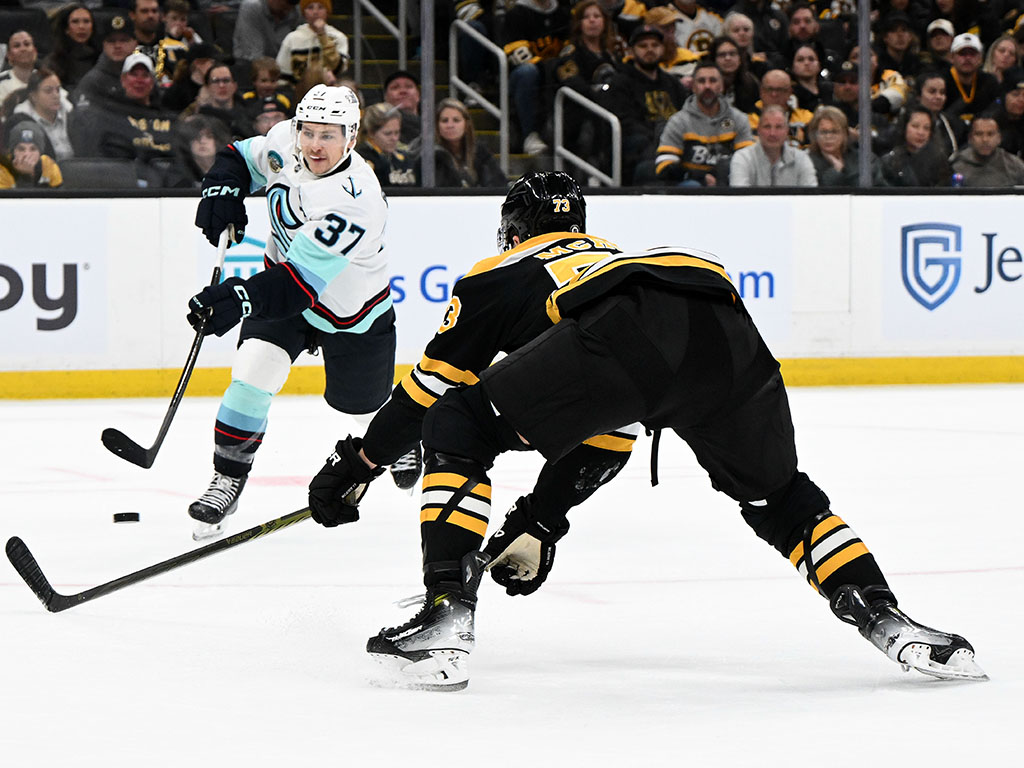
[292,84,361,173]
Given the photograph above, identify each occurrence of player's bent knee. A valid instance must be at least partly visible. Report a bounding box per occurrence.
[423,385,524,469]
[739,471,831,556]
[232,339,291,394]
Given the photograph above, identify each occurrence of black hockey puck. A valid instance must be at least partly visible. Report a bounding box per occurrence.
[113,512,140,523]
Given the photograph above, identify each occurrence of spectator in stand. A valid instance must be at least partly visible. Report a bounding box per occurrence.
[241,57,292,117]
[943,33,1000,122]
[920,18,954,70]
[355,101,419,188]
[71,12,137,108]
[277,0,348,85]
[727,0,788,59]
[429,97,506,188]
[646,4,702,84]
[180,63,254,140]
[722,11,772,78]
[547,0,623,175]
[709,35,759,114]
[45,4,99,92]
[155,0,203,88]
[729,103,817,186]
[69,51,176,172]
[131,0,164,66]
[783,3,841,76]
[951,114,1024,185]
[667,0,723,56]
[600,25,689,185]
[0,122,62,189]
[992,75,1024,158]
[748,69,814,147]
[501,0,571,156]
[652,61,753,186]
[250,94,288,135]
[162,42,219,112]
[0,31,40,107]
[234,0,301,63]
[875,11,922,81]
[880,105,952,186]
[828,60,892,153]
[165,114,231,187]
[914,71,965,158]
[847,44,910,120]
[982,34,1020,86]
[806,105,884,187]
[6,68,75,161]
[382,69,421,147]
[790,42,832,113]
[442,0,496,96]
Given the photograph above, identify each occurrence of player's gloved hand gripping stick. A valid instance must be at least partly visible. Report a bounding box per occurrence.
[101,227,234,468]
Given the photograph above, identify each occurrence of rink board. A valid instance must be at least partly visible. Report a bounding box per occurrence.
[1,194,1022,397]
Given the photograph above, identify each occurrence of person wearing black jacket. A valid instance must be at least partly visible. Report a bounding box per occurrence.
[44,4,99,91]
[598,25,689,184]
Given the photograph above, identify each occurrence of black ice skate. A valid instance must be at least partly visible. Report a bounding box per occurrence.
[188,471,247,541]
[831,585,988,681]
[389,443,422,492]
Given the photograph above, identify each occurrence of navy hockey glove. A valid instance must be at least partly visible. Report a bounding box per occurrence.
[483,496,569,596]
[196,184,247,246]
[308,436,385,527]
[187,277,252,337]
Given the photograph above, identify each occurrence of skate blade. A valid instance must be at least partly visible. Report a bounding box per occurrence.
[368,650,469,691]
[900,645,989,682]
[192,520,225,542]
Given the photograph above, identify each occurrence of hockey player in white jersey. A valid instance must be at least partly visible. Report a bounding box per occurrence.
[185,84,418,541]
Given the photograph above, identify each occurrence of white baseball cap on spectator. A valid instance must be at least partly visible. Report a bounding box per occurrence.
[951,33,983,54]
[926,19,954,38]
[122,51,155,75]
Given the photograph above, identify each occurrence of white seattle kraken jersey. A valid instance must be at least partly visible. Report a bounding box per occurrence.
[233,120,392,334]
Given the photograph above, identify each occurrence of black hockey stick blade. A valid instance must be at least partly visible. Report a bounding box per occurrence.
[100,427,156,468]
[6,507,311,613]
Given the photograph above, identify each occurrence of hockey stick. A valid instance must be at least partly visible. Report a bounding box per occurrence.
[5,507,311,613]
[101,227,233,468]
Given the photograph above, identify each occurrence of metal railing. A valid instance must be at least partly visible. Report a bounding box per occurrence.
[353,0,407,85]
[553,87,621,187]
[448,19,510,176]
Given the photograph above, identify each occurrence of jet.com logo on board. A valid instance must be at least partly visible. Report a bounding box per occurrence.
[900,223,962,310]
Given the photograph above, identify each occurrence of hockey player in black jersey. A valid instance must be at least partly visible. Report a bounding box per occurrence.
[309,171,987,690]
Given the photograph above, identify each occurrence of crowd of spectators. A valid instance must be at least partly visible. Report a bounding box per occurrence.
[4,0,1024,190]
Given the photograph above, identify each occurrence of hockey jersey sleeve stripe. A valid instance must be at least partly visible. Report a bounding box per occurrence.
[418,356,480,386]
[232,137,269,192]
[655,144,683,157]
[582,433,636,452]
[680,131,738,144]
[284,231,351,294]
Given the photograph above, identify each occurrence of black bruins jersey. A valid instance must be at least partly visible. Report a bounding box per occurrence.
[363,232,640,463]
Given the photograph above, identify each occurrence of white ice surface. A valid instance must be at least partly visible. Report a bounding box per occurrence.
[0,385,1020,766]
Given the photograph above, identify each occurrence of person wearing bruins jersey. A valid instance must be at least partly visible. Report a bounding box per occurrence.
[311,171,987,690]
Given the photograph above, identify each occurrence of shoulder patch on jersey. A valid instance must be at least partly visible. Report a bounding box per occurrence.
[268,151,283,173]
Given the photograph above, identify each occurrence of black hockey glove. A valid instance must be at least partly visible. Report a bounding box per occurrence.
[195,146,251,246]
[187,277,253,337]
[308,435,385,527]
[483,496,569,596]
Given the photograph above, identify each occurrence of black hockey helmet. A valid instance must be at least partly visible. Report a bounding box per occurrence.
[496,171,586,251]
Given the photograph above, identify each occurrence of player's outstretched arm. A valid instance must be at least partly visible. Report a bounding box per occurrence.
[308,435,385,527]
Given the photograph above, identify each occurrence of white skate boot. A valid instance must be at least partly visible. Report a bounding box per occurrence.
[188,471,246,541]
[831,585,988,681]
[389,443,422,493]
[366,552,489,690]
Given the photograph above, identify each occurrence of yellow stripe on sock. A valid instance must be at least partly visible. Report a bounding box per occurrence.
[815,542,870,583]
[422,473,491,499]
[420,506,443,523]
[810,515,845,543]
[447,511,489,536]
